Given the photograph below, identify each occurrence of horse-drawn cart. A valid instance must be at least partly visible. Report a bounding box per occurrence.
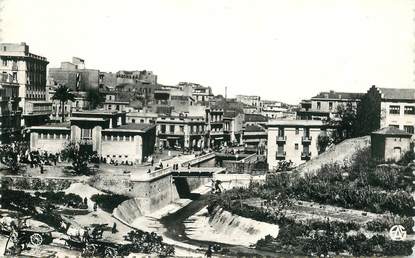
[63,237,124,257]
[61,222,128,257]
[1,216,54,255]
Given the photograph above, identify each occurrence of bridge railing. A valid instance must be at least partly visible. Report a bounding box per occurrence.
[182,152,216,167]
[147,152,216,179]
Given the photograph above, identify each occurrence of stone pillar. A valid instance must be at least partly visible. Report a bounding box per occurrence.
[30,132,38,151]
[134,135,143,164]
[70,125,81,143]
[109,118,113,129]
[92,125,102,155]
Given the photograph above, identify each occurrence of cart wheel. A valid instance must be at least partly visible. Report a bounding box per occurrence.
[10,231,19,243]
[83,244,96,256]
[104,247,118,257]
[30,233,43,246]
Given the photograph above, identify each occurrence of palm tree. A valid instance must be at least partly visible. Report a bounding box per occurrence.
[52,84,75,122]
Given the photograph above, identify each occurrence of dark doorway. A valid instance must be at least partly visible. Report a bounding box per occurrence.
[79,144,93,155]
[173,177,199,199]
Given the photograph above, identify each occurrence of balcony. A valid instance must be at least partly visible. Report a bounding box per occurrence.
[302,136,312,144]
[190,131,205,136]
[210,130,224,136]
[276,135,286,143]
[158,131,185,136]
[276,151,286,160]
[301,151,311,160]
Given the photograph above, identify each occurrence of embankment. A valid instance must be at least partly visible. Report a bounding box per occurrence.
[184,206,279,247]
[295,135,370,176]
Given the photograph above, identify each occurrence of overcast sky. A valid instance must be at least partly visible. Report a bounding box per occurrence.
[1,0,413,104]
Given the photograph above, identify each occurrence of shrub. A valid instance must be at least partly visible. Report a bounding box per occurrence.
[90,194,129,213]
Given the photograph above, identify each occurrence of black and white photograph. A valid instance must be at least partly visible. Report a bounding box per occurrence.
[0,0,415,257]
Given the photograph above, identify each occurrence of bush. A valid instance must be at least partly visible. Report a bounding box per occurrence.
[90,194,129,213]
[256,230,414,257]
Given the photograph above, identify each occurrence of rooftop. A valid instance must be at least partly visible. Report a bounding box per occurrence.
[72,109,122,115]
[312,91,364,100]
[245,114,269,123]
[377,87,415,100]
[244,125,266,132]
[29,122,70,130]
[372,126,412,137]
[268,119,325,127]
[107,123,155,132]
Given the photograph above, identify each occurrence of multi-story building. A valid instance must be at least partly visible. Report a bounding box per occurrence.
[116,70,157,85]
[102,92,129,112]
[206,107,226,147]
[297,90,364,120]
[242,125,267,154]
[177,82,214,103]
[0,42,51,126]
[0,73,22,143]
[364,86,415,134]
[29,110,156,164]
[236,95,262,110]
[126,109,158,124]
[156,114,207,150]
[267,119,326,170]
[49,57,101,91]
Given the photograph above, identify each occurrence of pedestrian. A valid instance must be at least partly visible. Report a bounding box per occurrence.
[93,203,97,212]
[40,165,44,174]
[83,197,88,206]
[148,169,151,174]
[151,159,154,166]
[205,245,213,258]
[112,222,117,234]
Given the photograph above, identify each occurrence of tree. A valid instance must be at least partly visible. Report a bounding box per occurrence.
[60,142,91,175]
[354,92,381,136]
[0,141,27,174]
[86,88,105,110]
[52,85,76,122]
[317,134,331,154]
[327,103,357,143]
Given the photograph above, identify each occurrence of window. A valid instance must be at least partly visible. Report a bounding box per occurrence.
[389,124,399,128]
[180,126,184,133]
[329,102,333,110]
[295,143,299,150]
[3,46,6,51]
[170,125,175,133]
[12,72,17,82]
[404,106,415,115]
[295,128,299,135]
[140,119,144,123]
[278,127,284,137]
[80,128,92,140]
[161,125,166,133]
[317,102,321,110]
[131,119,136,123]
[2,59,7,66]
[389,105,400,114]
[304,128,310,137]
[404,125,414,134]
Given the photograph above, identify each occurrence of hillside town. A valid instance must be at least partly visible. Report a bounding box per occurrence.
[0,41,414,257]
